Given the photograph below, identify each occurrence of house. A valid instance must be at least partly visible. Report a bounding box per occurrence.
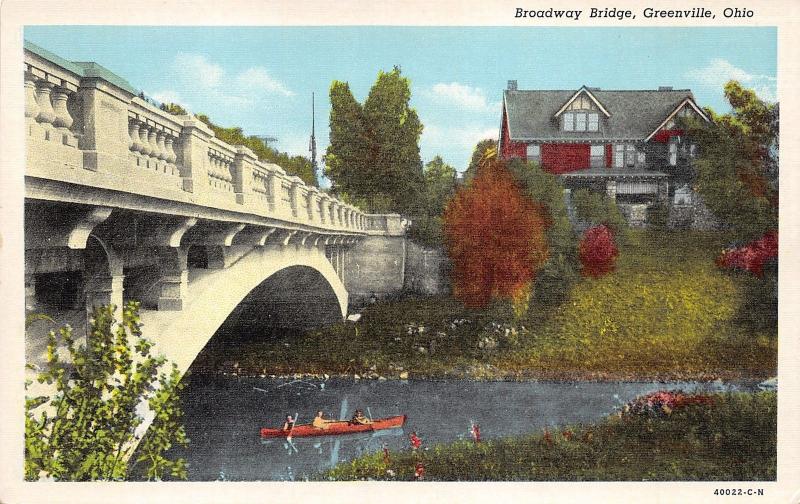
[499,81,712,226]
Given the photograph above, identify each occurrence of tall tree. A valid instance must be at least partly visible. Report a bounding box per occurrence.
[443,151,549,314]
[685,81,778,240]
[324,81,372,202]
[325,67,424,213]
[408,156,457,246]
[422,156,457,216]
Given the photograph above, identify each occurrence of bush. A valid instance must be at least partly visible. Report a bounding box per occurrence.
[25,303,188,481]
[579,225,619,278]
[572,189,629,243]
[507,159,579,306]
[648,203,669,230]
[717,230,778,277]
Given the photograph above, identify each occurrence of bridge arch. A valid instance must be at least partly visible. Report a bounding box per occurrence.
[139,245,347,375]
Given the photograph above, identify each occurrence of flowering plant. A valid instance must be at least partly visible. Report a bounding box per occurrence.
[716,230,777,277]
[579,224,619,278]
[622,390,714,418]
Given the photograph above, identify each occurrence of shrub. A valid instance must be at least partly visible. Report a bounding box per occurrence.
[572,189,629,243]
[579,225,619,278]
[507,159,579,306]
[443,153,549,310]
[717,230,778,277]
[24,303,188,481]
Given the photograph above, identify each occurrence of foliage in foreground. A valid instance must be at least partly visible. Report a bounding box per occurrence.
[324,391,776,481]
[25,303,188,481]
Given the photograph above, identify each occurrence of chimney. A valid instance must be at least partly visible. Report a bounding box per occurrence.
[507,80,517,91]
[658,86,673,91]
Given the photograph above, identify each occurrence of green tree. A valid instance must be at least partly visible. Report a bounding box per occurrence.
[408,156,458,246]
[25,303,188,481]
[158,102,318,187]
[463,139,498,185]
[685,81,778,241]
[325,67,424,213]
[507,159,578,306]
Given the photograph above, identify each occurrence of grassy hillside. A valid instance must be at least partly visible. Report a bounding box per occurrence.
[192,230,777,381]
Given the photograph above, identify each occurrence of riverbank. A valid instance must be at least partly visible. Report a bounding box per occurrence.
[323,391,776,481]
[189,230,776,382]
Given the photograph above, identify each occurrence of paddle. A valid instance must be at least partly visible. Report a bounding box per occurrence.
[367,407,374,422]
[286,412,299,453]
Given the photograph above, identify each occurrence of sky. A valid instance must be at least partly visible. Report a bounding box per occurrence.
[24,26,776,183]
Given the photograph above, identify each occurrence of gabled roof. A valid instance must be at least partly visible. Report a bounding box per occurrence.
[553,86,611,118]
[643,97,711,141]
[504,88,699,141]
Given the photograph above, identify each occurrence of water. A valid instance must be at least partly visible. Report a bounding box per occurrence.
[168,374,757,481]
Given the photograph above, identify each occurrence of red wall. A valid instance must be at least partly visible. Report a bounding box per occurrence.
[541,144,590,174]
[500,107,527,159]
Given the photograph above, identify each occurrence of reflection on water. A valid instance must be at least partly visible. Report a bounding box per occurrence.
[166,374,756,481]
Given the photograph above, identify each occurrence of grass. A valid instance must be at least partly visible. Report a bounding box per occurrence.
[191,229,777,381]
[322,391,776,481]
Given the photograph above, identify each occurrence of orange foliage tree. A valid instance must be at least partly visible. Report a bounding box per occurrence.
[443,150,549,313]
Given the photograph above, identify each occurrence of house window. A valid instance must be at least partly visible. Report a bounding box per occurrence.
[669,141,678,166]
[588,113,599,132]
[615,144,624,168]
[590,145,605,168]
[526,144,540,163]
[625,145,636,167]
[575,113,587,131]
[689,143,698,158]
[563,113,574,131]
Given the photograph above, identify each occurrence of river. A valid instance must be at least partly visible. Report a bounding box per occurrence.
[164,374,758,481]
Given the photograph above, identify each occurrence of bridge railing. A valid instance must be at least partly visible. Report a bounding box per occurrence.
[23,41,397,235]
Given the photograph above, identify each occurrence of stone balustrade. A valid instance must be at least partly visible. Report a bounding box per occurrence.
[23,40,406,236]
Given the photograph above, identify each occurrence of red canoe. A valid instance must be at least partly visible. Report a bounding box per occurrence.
[260,415,407,438]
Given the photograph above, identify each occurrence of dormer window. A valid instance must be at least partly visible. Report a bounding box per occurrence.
[562,111,599,132]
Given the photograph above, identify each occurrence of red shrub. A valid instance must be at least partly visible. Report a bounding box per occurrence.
[717,230,778,276]
[443,156,549,308]
[579,225,619,278]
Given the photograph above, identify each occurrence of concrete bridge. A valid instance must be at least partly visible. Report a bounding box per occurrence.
[23,41,409,375]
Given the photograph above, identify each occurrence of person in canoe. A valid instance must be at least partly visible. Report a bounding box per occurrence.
[282,415,295,431]
[351,409,373,425]
[312,410,333,430]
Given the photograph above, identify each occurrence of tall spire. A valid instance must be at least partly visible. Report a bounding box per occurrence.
[309,92,317,172]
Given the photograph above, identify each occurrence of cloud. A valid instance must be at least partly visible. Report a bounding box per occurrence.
[153,52,295,110]
[425,82,501,113]
[237,67,294,97]
[175,52,224,89]
[686,59,776,101]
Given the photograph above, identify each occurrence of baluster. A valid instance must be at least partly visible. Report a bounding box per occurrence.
[51,87,74,130]
[139,124,152,156]
[129,118,142,152]
[148,128,160,159]
[34,81,56,126]
[165,135,177,163]
[156,131,168,161]
[25,77,39,119]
